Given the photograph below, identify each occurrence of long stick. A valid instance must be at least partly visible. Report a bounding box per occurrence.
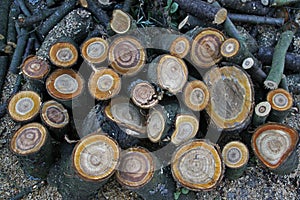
[264,30,294,89]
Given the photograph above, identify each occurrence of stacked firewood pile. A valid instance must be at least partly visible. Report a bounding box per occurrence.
[1,0,300,199]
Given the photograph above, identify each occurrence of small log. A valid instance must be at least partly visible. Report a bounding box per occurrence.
[36,8,92,60]
[0,56,8,93]
[217,0,270,15]
[21,55,50,93]
[88,68,121,100]
[128,80,159,109]
[109,35,146,76]
[37,0,77,38]
[146,105,169,143]
[266,88,293,122]
[46,69,85,109]
[80,101,141,148]
[104,97,146,138]
[264,30,294,90]
[146,97,180,144]
[84,0,110,27]
[49,38,79,68]
[9,28,28,74]
[8,91,41,123]
[258,47,300,73]
[110,9,133,34]
[261,0,300,6]
[40,100,70,141]
[252,101,272,127]
[81,37,109,66]
[116,147,155,189]
[220,38,240,58]
[189,28,225,69]
[228,13,284,26]
[174,0,227,25]
[153,34,191,59]
[17,7,57,28]
[204,66,254,133]
[222,141,249,180]
[171,113,199,146]
[171,139,224,191]
[10,123,54,179]
[147,54,188,94]
[0,0,10,52]
[6,1,19,49]
[252,123,299,175]
[116,146,196,200]
[48,134,120,199]
[183,80,209,111]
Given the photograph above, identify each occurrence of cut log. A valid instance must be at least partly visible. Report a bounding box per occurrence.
[257,46,300,73]
[109,35,146,76]
[220,38,240,58]
[174,0,227,25]
[110,9,133,34]
[264,30,294,90]
[48,134,119,199]
[146,105,169,143]
[252,123,299,174]
[80,102,142,149]
[171,114,199,146]
[40,100,70,141]
[183,80,210,111]
[46,69,85,108]
[222,141,249,180]
[8,91,41,123]
[10,123,54,179]
[49,38,79,68]
[37,0,77,38]
[171,139,224,191]
[203,66,254,133]
[81,37,109,66]
[88,68,121,100]
[190,28,225,69]
[21,55,50,93]
[252,101,272,127]
[147,54,188,94]
[116,147,154,188]
[104,97,146,138]
[217,0,270,15]
[129,80,159,109]
[266,88,293,122]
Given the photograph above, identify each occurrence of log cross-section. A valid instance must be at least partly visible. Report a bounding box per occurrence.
[252,123,299,174]
[109,35,146,76]
[171,139,224,191]
[190,28,225,69]
[204,66,254,132]
[8,91,41,123]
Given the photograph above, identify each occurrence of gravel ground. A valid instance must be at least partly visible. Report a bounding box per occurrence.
[0,70,300,200]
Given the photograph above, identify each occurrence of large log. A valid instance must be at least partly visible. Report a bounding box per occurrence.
[48,134,120,199]
[10,123,54,179]
[203,66,254,133]
[252,123,299,175]
[171,139,224,191]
